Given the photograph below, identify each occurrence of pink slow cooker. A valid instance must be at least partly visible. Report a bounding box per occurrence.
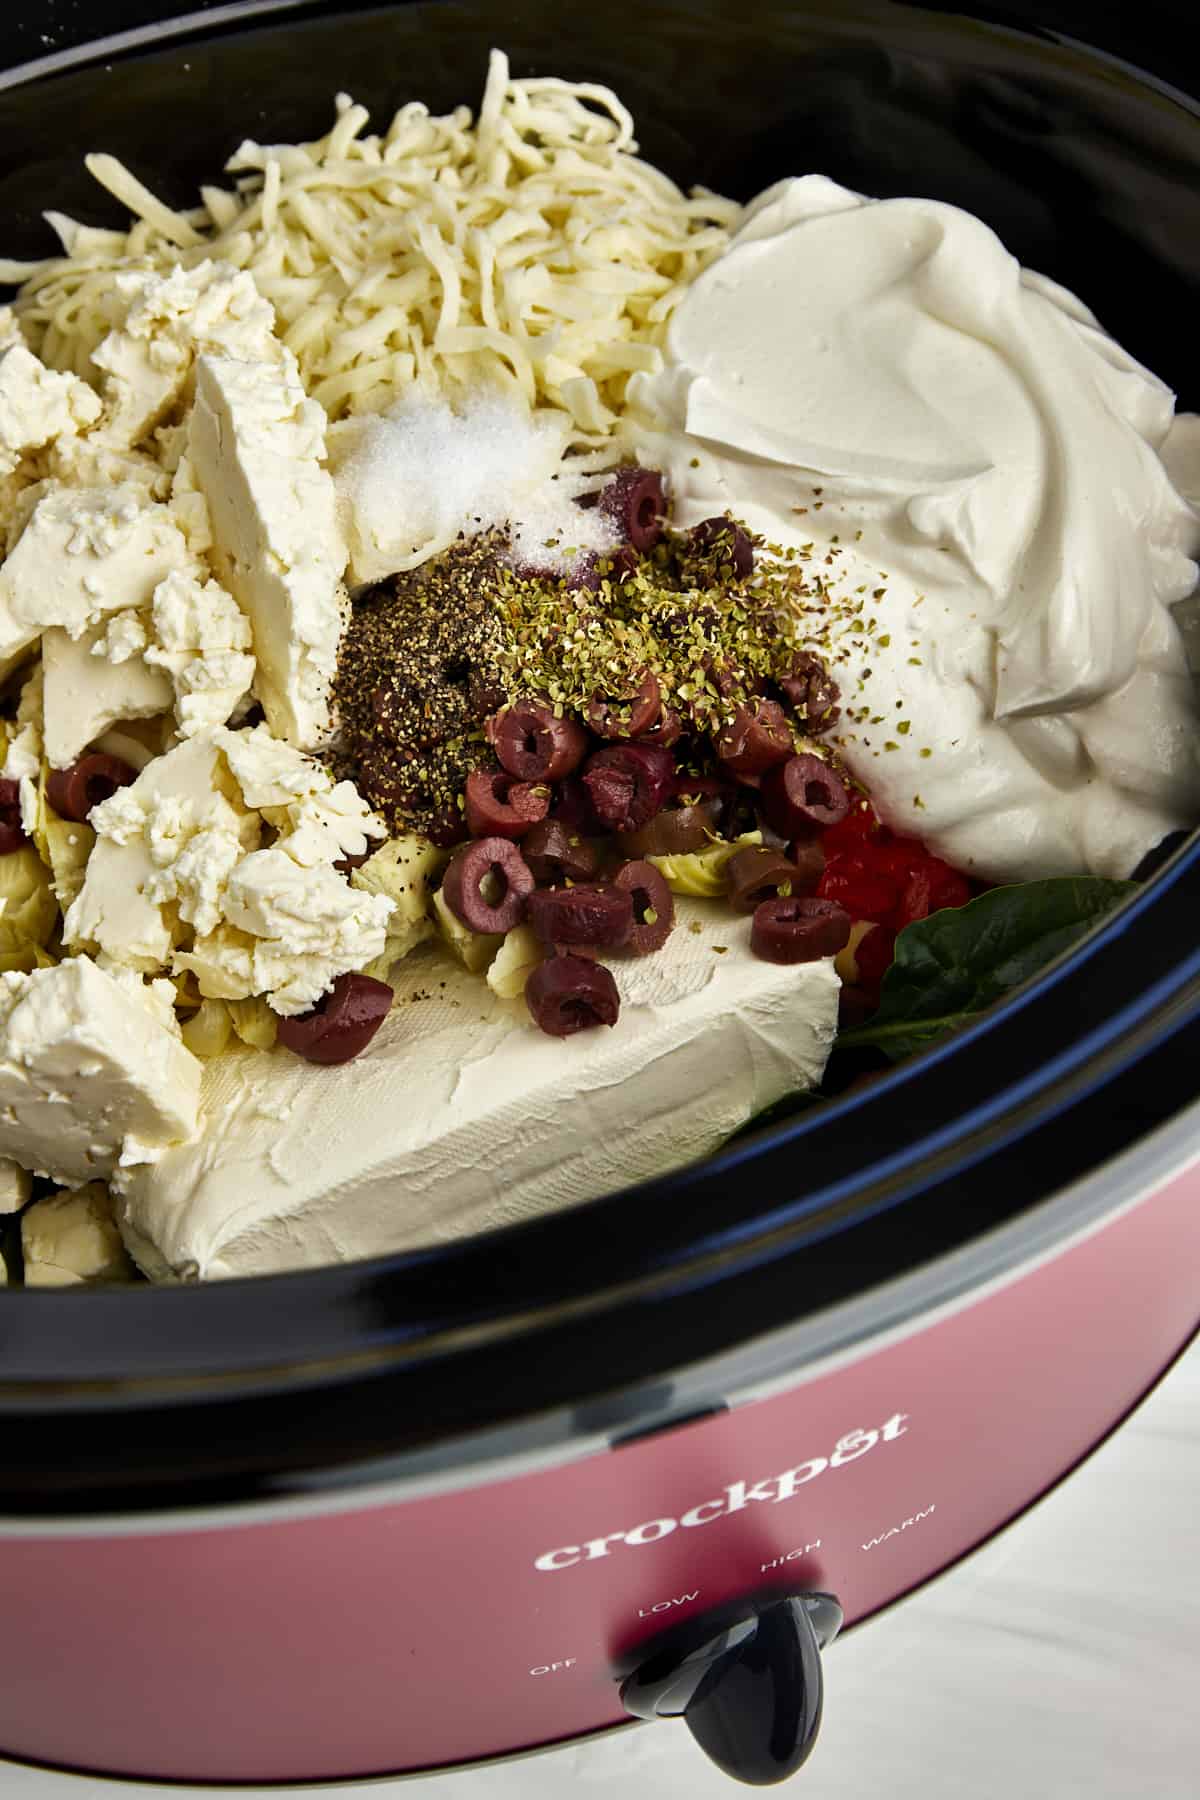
[2,0,1199,1787]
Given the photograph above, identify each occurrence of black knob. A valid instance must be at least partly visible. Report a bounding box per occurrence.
[619,1592,842,1786]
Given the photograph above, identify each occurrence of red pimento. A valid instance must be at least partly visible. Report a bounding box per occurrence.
[816,801,975,1014]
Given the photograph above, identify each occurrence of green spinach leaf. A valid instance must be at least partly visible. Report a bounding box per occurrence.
[837,877,1136,1062]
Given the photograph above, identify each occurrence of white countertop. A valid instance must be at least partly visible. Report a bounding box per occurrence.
[3,1331,1198,1799]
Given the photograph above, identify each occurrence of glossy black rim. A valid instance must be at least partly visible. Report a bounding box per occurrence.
[1,0,1199,1506]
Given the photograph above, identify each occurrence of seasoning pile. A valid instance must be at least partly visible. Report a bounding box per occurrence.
[331,465,945,1039]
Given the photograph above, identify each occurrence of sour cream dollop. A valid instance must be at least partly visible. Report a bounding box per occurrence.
[629,176,1200,881]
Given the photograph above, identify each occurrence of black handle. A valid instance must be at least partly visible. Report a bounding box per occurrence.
[619,1592,843,1786]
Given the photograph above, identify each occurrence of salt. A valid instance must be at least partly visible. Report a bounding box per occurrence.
[331,394,619,587]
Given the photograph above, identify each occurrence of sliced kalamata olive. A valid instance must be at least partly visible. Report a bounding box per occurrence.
[751,896,852,964]
[275,972,394,1065]
[716,700,794,780]
[45,752,138,824]
[0,778,28,854]
[760,753,851,837]
[550,775,593,831]
[726,848,805,914]
[688,516,754,579]
[635,705,684,749]
[528,882,633,949]
[526,954,620,1036]
[582,743,675,834]
[668,773,740,838]
[618,794,722,857]
[789,837,827,893]
[600,467,667,552]
[464,767,551,839]
[587,672,662,741]
[780,653,841,736]
[443,837,535,934]
[521,819,600,885]
[612,859,674,955]
[492,701,589,782]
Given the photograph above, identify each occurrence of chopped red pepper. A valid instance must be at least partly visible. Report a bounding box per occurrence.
[814,798,973,997]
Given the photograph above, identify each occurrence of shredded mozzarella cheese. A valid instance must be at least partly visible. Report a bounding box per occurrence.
[5,52,739,444]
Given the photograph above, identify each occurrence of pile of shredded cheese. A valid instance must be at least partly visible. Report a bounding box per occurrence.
[2,50,740,443]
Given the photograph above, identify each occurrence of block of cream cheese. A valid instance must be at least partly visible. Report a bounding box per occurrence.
[0,957,202,1186]
[118,899,839,1281]
[188,351,346,748]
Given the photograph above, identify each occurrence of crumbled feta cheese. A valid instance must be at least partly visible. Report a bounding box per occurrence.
[17,775,38,838]
[63,720,389,1014]
[0,344,102,478]
[21,1180,137,1286]
[174,924,256,1001]
[146,822,245,937]
[0,307,23,353]
[281,783,383,867]
[143,568,256,735]
[190,351,346,747]
[0,1154,32,1215]
[43,619,172,768]
[92,609,148,663]
[221,848,393,1014]
[92,260,283,450]
[49,432,170,502]
[64,733,255,969]
[0,957,202,1185]
[86,785,147,847]
[0,482,192,680]
[169,452,214,556]
[213,721,326,809]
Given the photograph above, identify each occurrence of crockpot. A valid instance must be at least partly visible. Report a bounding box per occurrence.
[2,0,1199,1787]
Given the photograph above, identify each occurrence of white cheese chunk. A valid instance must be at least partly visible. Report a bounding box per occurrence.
[143,568,256,735]
[42,621,173,769]
[212,720,328,809]
[189,352,346,747]
[92,260,283,449]
[21,1180,137,1286]
[119,902,839,1281]
[64,721,385,1011]
[0,958,202,1186]
[49,432,170,503]
[63,733,252,970]
[0,483,192,681]
[220,848,392,1014]
[0,344,102,476]
[0,1154,32,1215]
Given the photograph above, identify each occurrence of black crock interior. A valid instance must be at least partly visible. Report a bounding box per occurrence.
[1,0,1199,1508]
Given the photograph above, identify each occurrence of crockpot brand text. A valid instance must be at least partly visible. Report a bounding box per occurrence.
[534,1411,909,1571]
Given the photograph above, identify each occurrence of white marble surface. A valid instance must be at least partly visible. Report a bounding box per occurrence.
[3,1333,1198,1800]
